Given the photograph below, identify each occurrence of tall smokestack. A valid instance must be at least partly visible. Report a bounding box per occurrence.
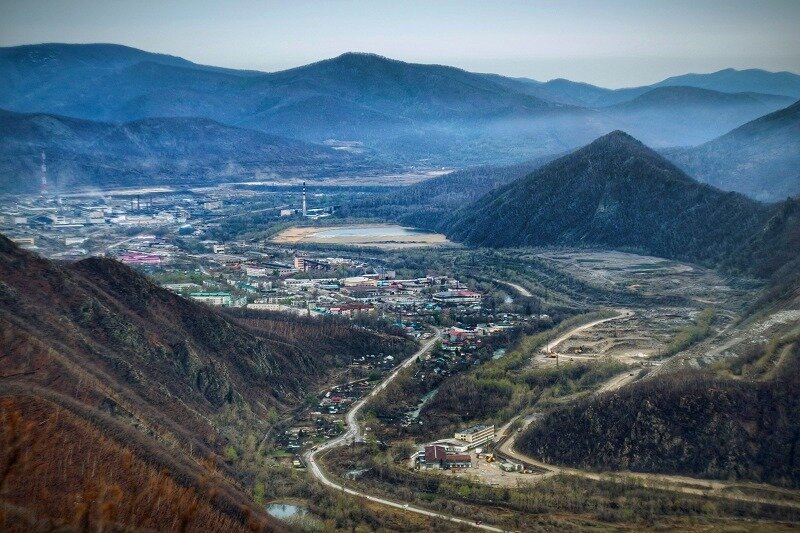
[302,182,307,217]
[40,152,48,197]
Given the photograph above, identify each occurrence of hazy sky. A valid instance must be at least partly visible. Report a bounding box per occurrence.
[2,0,799,87]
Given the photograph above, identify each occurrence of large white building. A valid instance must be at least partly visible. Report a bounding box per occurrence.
[454,424,495,447]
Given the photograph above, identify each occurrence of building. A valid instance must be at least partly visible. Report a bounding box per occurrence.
[433,290,482,305]
[419,445,471,469]
[10,237,35,248]
[162,283,201,292]
[212,243,225,254]
[341,285,383,301]
[454,424,495,447]
[189,292,232,306]
[294,256,331,272]
[118,252,162,265]
[426,438,470,453]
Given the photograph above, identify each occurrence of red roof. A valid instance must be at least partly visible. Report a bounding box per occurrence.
[424,445,447,462]
[447,454,471,463]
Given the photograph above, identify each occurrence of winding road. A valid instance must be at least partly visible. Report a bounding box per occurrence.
[490,310,800,511]
[304,329,508,532]
[495,416,800,510]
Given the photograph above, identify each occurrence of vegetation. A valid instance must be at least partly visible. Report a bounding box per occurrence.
[519,340,800,487]
[664,308,716,356]
[0,395,269,532]
[445,132,773,269]
[323,444,800,531]
[0,235,412,529]
[667,99,800,201]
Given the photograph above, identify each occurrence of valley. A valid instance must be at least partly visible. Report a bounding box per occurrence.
[1,26,799,532]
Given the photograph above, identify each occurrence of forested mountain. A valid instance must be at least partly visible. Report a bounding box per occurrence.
[0,234,410,529]
[338,156,557,228]
[666,100,800,201]
[2,43,796,167]
[604,87,795,147]
[0,109,367,192]
[445,131,773,264]
[519,349,800,487]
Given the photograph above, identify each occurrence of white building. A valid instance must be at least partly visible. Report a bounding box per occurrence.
[453,424,495,447]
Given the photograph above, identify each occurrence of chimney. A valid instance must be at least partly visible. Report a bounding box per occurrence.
[302,182,307,217]
[40,152,48,197]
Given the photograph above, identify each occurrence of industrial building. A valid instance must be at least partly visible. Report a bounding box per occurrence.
[453,424,495,447]
[418,445,472,470]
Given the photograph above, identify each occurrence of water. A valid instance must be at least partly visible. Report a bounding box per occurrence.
[312,225,424,238]
[407,388,439,419]
[266,503,308,520]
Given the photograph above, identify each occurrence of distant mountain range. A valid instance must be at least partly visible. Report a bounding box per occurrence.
[503,67,800,108]
[0,108,371,193]
[1,43,797,174]
[666,100,800,202]
[443,131,799,278]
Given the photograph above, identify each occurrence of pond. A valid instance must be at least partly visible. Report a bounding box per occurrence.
[272,224,450,248]
[312,225,427,238]
[265,503,308,520]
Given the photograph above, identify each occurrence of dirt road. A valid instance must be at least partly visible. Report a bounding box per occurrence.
[494,279,532,298]
[495,416,800,510]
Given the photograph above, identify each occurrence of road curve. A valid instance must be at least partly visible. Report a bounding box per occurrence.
[304,329,508,532]
[542,309,632,354]
[494,279,532,298]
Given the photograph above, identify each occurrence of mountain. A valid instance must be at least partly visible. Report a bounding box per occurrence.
[499,78,650,107]
[2,43,797,166]
[0,234,410,529]
[519,358,800,487]
[666,100,800,201]
[444,131,776,267]
[339,156,558,228]
[603,86,795,146]
[487,69,800,108]
[653,68,800,98]
[0,109,366,192]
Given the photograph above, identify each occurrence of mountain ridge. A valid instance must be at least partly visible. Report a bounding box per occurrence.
[444,130,782,272]
[2,43,797,165]
[666,99,800,201]
[0,108,368,192]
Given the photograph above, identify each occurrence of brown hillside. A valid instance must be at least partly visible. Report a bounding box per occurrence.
[0,234,410,529]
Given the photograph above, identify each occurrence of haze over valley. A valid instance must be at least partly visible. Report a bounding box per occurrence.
[1,1,799,532]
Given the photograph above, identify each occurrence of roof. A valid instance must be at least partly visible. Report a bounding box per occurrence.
[424,445,447,462]
[458,424,491,435]
[446,454,471,463]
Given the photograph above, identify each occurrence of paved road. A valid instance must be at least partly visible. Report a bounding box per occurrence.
[304,329,508,532]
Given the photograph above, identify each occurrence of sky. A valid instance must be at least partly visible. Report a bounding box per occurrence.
[2,0,799,88]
